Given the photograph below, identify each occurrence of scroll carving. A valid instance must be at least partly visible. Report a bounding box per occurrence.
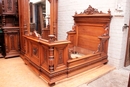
[7,0,13,11]
[75,5,111,15]
[98,36,109,53]
[84,5,100,14]
[33,48,38,55]
[58,49,63,64]
[2,0,5,12]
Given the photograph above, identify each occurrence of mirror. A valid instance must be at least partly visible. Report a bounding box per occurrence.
[29,0,50,35]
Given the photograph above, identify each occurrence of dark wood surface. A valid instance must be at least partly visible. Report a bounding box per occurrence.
[0,0,20,58]
[0,29,5,57]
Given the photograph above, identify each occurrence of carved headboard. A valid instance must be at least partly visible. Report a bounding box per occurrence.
[67,5,112,53]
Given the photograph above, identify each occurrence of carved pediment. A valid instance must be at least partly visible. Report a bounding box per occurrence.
[75,5,111,15]
[84,5,100,14]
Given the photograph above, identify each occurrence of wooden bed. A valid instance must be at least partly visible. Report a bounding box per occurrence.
[23,5,112,86]
[67,5,112,76]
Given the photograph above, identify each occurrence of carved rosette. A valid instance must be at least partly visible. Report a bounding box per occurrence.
[58,49,63,64]
[2,0,5,12]
[33,48,38,55]
[7,0,13,12]
[49,47,54,71]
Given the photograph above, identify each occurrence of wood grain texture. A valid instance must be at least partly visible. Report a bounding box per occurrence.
[23,5,112,86]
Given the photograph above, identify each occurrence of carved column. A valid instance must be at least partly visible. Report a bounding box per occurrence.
[49,47,54,71]
[18,0,30,56]
[48,34,55,71]
[48,0,58,38]
[2,15,5,26]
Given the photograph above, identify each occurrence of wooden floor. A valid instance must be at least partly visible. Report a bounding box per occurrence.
[0,57,115,87]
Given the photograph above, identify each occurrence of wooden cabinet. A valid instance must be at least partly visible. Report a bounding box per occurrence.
[3,27,19,58]
[2,0,18,15]
[0,0,20,58]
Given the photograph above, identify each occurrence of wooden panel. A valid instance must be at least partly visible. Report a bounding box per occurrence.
[2,0,17,14]
[3,28,20,58]
[30,41,40,66]
[40,44,49,71]
[78,25,104,36]
[78,35,100,51]
[54,44,69,71]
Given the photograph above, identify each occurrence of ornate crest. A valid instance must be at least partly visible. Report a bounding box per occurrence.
[84,5,100,14]
[75,5,111,15]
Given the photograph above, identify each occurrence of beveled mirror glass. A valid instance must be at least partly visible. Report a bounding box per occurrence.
[29,0,50,35]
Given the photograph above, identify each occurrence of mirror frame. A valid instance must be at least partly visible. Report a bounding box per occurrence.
[29,0,58,39]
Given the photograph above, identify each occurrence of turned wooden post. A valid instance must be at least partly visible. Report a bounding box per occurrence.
[49,47,54,72]
[48,35,55,72]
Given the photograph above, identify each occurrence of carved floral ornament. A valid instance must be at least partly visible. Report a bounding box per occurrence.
[75,5,111,15]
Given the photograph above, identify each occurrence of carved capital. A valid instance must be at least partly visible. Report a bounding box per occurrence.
[48,35,55,42]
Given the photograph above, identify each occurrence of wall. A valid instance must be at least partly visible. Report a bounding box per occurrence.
[58,0,130,68]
